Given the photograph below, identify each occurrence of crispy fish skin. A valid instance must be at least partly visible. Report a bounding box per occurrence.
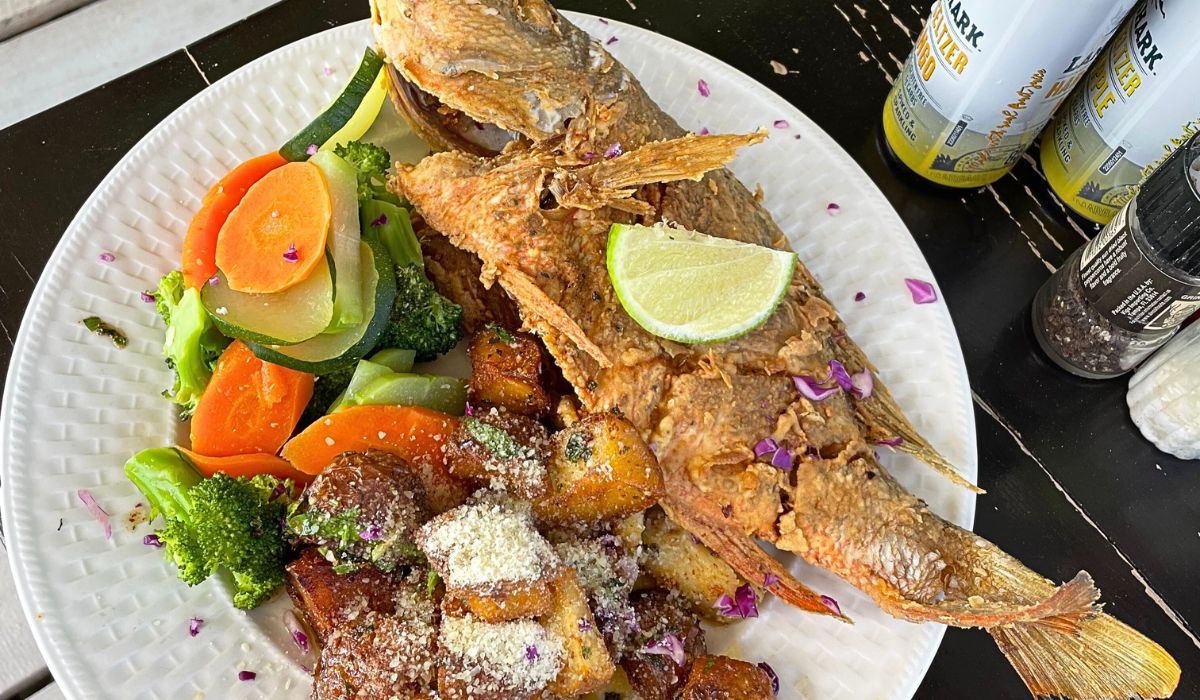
[372,1,1181,696]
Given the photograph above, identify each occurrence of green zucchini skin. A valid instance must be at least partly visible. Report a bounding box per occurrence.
[279,48,385,162]
[202,259,335,346]
[247,238,397,373]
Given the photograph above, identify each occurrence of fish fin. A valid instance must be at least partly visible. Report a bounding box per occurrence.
[550,131,767,211]
[874,571,1100,629]
[839,336,984,493]
[992,613,1181,699]
[660,494,848,622]
[497,264,613,368]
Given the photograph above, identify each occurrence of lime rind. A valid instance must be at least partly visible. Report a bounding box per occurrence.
[606,223,796,344]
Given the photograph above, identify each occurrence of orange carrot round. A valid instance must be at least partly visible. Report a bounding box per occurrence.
[214,161,332,294]
[175,446,313,486]
[183,152,287,289]
[189,340,314,457]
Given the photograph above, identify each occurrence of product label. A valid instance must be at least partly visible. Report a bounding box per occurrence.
[883,0,1135,187]
[1079,206,1200,332]
[1042,0,1200,223]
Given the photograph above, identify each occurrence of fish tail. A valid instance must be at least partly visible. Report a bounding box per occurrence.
[991,612,1181,699]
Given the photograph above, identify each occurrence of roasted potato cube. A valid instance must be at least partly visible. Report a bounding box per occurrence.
[638,507,746,621]
[539,570,616,697]
[437,614,564,699]
[533,414,663,525]
[418,496,561,623]
[679,656,775,699]
[468,326,551,417]
[442,578,555,622]
[621,588,707,700]
[312,580,440,699]
[446,409,550,499]
[286,548,417,644]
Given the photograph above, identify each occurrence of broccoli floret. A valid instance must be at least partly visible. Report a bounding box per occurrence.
[380,263,464,361]
[124,448,296,610]
[152,271,229,418]
[333,140,402,205]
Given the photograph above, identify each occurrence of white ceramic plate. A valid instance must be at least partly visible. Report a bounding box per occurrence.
[0,15,977,700]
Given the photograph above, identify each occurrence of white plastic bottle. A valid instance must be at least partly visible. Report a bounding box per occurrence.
[1127,320,1200,459]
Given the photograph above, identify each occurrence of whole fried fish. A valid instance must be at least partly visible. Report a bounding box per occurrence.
[369,1,1181,697]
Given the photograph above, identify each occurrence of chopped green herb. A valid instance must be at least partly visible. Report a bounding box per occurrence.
[463,417,523,459]
[287,506,362,549]
[81,316,128,348]
[486,323,516,343]
[426,570,441,597]
[582,645,591,659]
[332,561,359,575]
[564,431,592,463]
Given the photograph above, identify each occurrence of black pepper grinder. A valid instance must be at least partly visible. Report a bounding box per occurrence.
[1032,132,1200,379]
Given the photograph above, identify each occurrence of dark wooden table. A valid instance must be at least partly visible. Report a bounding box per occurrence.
[0,1,1196,697]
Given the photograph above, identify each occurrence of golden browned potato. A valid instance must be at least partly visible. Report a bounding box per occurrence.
[445,409,550,499]
[286,548,415,644]
[442,578,555,623]
[679,656,775,699]
[533,413,663,526]
[539,570,616,697]
[468,326,551,417]
[621,588,707,700]
[638,508,746,621]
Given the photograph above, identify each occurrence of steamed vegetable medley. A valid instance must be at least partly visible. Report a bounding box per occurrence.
[126,48,466,609]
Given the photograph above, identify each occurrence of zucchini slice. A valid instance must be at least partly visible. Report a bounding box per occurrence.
[279,48,385,162]
[202,255,334,345]
[310,150,364,329]
[247,238,397,373]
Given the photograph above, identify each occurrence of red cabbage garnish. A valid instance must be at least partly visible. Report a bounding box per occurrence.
[207,274,219,286]
[753,437,778,458]
[905,278,938,304]
[604,142,623,159]
[714,583,759,619]
[721,503,733,518]
[850,369,874,399]
[268,481,287,502]
[188,617,204,637]
[606,35,618,45]
[282,244,299,263]
[773,119,789,129]
[98,252,116,263]
[698,127,710,135]
[826,202,841,215]
[463,402,475,416]
[792,375,838,402]
[598,17,609,24]
[820,595,843,617]
[77,490,111,539]
[758,661,780,695]
[769,446,794,472]
[238,670,256,682]
[854,291,866,302]
[323,65,335,76]
[763,573,780,588]
[284,610,310,653]
[578,617,592,632]
[371,212,388,227]
[305,143,318,156]
[360,524,383,541]
[143,533,163,548]
[827,360,853,392]
[526,645,539,661]
[875,437,904,447]
[640,633,686,666]
[697,79,710,97]
[139,291,156,303]
[582,151,597,161]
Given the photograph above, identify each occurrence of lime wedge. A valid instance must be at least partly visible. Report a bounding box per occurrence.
[606,223,796,344]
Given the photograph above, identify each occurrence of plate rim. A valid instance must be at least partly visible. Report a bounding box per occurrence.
[0,13,977,700]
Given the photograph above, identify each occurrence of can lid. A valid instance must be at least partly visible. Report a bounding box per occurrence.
[1136,132,1200,276]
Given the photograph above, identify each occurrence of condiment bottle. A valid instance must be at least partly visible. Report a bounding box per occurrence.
[1032,132,1200,379]
[882,0,1136,188]
[1127,320,1200,459]
[1041,0,1200,224]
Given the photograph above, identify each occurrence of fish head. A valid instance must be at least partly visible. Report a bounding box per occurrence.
[370,0,629,151]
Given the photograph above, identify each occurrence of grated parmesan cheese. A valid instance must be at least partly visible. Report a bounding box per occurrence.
[440,615,564,692]
[418,498,558,588]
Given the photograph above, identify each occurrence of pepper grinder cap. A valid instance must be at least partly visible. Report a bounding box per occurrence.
[1135,131,1200,275]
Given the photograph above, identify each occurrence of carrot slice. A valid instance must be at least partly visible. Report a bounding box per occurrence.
[281,405,467,511]
[214,161,332,294]
[189,340,314,457]
[183,152,287,289]
[175,446,313,486]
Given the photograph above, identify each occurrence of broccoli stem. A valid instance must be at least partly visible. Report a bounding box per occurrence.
[124,447,202,520]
